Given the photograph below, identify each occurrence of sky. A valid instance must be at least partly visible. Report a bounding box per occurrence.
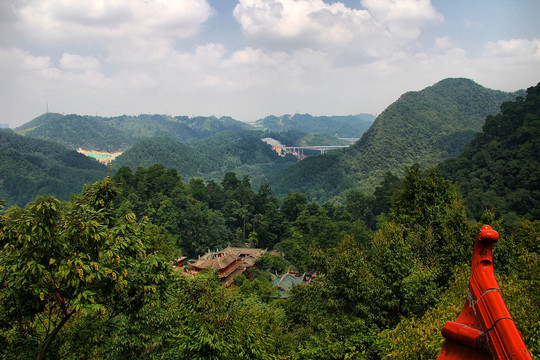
[1,0,539,127]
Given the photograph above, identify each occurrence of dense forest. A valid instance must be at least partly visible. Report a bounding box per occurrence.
[437,85,540,223]
[1,83,539,359]
[112,130,297,188]
[0,130,108,207]
[270,78,523,200]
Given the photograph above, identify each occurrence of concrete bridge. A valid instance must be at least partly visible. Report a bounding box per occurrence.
[261,137,355,160]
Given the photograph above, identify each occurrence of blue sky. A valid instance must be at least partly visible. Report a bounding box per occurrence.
[1,0,539,127]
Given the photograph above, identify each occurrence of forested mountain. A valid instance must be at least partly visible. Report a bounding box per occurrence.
[0,130,108,207]
[253,113,375,137]
[16,113,135,152]
[110,136,204,177]
[437,82,540,222]
[113,131,296,187]
[271,78,524,200]
[15,113,253,152]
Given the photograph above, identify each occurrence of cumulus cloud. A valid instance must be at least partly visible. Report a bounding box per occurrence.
[3,0,214,73]
[15,0,213,43]
[233,0,371,48]
[361,0,443,38]
[233,0,442,56]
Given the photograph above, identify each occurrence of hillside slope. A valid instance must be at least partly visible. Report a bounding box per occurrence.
[113,131,296,187]
[17,113,134,152]
[271,78,523,200]
[0,130,108,207]
[111,136,204,178]
[437,82,540,221]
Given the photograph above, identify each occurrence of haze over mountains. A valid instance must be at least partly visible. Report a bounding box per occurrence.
[1,78,528,207]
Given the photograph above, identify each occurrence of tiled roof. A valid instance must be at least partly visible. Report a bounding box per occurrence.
[192,253,236,270]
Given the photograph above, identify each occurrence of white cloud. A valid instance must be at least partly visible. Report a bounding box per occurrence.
[434,36,452,50]
[233,0,371,48]
[0,47,52,72]
[361,0,443,38]
[482,38,540,62]
[233,0,442,57]
[5,0,214,69]
[15,0,212,44]
[234,0,362,50]
[60,53,101,70]
[473,38,540,90]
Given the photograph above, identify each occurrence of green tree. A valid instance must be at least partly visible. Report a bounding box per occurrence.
[281,193,307,222]
[157,272,285,360]
[0,178,170,360]
[390,165,474,274]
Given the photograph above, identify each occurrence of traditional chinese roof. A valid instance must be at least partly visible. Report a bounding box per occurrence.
[274,272,304,292]
[189,247,267,286]
[192,252,237,270]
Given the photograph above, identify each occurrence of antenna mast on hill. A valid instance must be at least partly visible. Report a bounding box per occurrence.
[46,101,49,113]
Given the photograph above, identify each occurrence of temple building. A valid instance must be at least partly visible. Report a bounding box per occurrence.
[186,247,266,287]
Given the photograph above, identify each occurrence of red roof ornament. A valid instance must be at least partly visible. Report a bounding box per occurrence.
[436,225,533,360]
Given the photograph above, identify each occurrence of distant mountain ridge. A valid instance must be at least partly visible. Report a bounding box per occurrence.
[16,112,371,154]
[270,78,525,200]
[15,113,254,152]
[252,113,375,137]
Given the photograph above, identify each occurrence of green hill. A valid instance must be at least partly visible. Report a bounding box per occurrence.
[271,78,523,200]
[113,131,296,187]
[253,113,374,137]
[16,113,136,152]
[437,82,540,221]
[15,113,254,152]
[111,136,204,178]
[0,130,108,207]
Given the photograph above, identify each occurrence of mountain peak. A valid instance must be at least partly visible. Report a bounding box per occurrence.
[271,78,524,200]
